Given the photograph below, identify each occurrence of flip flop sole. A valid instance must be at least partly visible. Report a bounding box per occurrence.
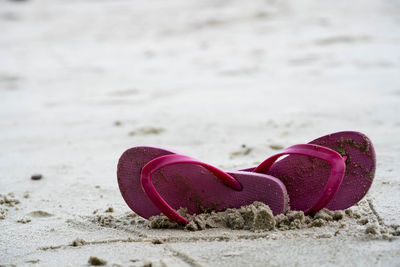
[117,146,288,219]
[261,131,375,211]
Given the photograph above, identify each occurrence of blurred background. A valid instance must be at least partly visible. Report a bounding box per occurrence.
[1,0,400,222]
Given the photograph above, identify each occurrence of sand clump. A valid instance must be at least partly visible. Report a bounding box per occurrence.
[17,217,31,224]
[88,256,107,266]
[71,238,86,246]
[93,214,117,226]
[105,206,114,213]
[0,192,20,207]
[0,208,7,220]
[91,211,142,229]
[148,202,347,232]
[365,224,378,235]
[0,192,21,220]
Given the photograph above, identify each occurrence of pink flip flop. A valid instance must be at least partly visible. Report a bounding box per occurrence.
[117,146,288,224]
[246,131,376,213]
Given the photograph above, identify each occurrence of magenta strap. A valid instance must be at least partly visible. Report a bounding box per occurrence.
[141,154,242,224]
[254,144,346,214]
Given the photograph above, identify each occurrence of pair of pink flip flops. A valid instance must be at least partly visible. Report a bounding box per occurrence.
[117,131,376,224]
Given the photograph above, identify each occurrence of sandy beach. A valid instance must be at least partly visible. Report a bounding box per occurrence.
[1,0,400,266]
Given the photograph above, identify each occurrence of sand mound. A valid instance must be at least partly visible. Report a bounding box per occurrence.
[148,202,345,231]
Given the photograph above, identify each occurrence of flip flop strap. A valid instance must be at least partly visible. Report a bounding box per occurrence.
[253,144,346,214]
[141,154,243,224]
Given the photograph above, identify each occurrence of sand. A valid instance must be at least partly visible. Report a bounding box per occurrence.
[148,202,342,231]
[149,202,277,231]
[1,0,400,266]
[148,201,400,239]
[88,256,107,266]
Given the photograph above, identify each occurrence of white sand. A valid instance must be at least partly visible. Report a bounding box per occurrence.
[1,0,400,266]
